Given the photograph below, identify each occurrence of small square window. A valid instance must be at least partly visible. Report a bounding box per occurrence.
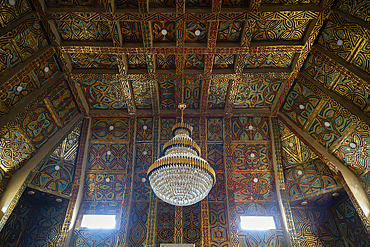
[240,216,276,230]
[81,215,116,229]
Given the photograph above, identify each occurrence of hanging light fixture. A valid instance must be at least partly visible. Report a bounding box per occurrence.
[147,103,216,206]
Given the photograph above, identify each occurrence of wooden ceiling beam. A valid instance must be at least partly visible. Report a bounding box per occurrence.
[279,112,370,232]
[61,40,114,47]
[43,10,317,22]
[59,44,304,55]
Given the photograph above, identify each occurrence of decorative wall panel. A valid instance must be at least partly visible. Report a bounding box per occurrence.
[209,202,229,247]
[159,80,176,110]
[152,21,176,42]
[84,173,126,201]
[183,203,202,247]
[32,55,60,86]
[207,118,223,141]
[160,118,176,141]
[244,53,294,68]
[232,144,272,171]
[136,118,154,141]
[87,143,129,171]
[184,79,200,109]
[217,21,243,42]
[156,201,175,247]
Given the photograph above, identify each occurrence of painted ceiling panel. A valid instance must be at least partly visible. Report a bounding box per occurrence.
[332,123,370,176]
[32,55,60,86]
[217,21,243,42]
[13,21,48,61]
[282,77,323,129]
[232,143,272,171]
[91,118,130,142]
[56,21,112,41]
[0,40,21,75]
[352,40,370,74]
[158,79,176,109]
[120,21,143,43]
[88,143,129,171]
[244,52,294,68]
[0,74,37,109]
[132,80,152,109]
[116,0,139,8]
[213,54,234,69]
[335,0,370,22]
[284,158,339,201]
[184,79,201,109]
[186,0,211,8]
[149,0,175,8]
[77,74,126,110]
[185,21,208,43]
[128,54,147,69]
[279,126,318,168]
[156,54,175,69]
[0,0,32,27]
[234,74,282,108]
[317,20,360,62]
[303,52,370,112]
[152,21,176,42]
[252,19,311,41]
[208,77,229,109]
[185,54,204,69]
[222,0,250,7]
[69,53,118,69]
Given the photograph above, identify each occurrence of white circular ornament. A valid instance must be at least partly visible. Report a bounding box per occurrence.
[161,29,167,35]
[28,190,35,195]
[142,178,146,182]
[16,86,23,92]
[55,165,60,171]
[289,142,294,147]
[44,67,49,73]
[253,178,258,183]
[56,198,63,202]
[106,178,111,182]
[143,125,148,130]
[107,151,112,155]
[350,142,356,148]
[297,170,303,175]
[109,125,114,131]
[324,122,330,127]
[337,39,343,46]
[9,0,15,6]
[299,104,305,109]
[195,30,201,36]
[301,201,308,205]
[248,125,253,130]
[332,192,339,197]
[143,151,147,155]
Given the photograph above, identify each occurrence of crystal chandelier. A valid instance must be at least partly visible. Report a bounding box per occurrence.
[147,103,216,206]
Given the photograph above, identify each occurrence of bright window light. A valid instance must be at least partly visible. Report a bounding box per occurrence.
[240,216,276,230]
[81,215,116,229]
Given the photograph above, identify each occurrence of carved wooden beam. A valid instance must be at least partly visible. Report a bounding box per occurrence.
[0,11,36,37]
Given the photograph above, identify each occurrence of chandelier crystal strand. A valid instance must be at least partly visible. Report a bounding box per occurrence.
[148,110,216,206]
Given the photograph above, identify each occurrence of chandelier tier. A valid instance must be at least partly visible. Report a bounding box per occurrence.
[148,120,216,206]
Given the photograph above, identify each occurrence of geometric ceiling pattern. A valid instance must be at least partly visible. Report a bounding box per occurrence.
[1,0,370,246]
